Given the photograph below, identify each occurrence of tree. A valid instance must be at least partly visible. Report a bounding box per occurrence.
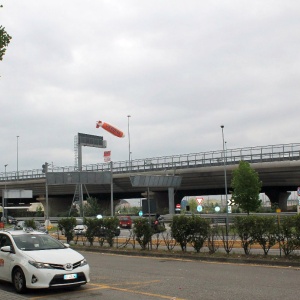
[58,217,76,244]
[189,215,210,253]
[133,218,153,250]
[84,197,101,217]
[231,161,262,214]
[0,5,12,61]
[170,215,192,251]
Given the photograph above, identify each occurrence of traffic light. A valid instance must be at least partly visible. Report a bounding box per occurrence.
[42,162,48,173]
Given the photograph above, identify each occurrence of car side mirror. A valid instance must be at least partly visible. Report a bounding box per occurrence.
[1,246,13,253]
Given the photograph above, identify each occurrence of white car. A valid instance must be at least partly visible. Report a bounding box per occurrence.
[0,228,90,293]
[73,225,88,236]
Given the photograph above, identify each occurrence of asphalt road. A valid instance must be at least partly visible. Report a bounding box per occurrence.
[0,250,300,300]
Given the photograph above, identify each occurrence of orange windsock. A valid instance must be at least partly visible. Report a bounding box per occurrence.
[96,121,125,138]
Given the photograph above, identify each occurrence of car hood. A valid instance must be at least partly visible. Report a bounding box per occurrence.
[22,248,84,264]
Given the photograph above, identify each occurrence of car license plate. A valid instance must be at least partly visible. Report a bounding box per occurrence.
[64,274,77,280]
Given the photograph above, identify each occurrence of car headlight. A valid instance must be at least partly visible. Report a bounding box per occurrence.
[28,260,53,269]
[80,259,88,267]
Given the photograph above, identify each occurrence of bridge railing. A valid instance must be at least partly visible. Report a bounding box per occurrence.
[1,142,300,181]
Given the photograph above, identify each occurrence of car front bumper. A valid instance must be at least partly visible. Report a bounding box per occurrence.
[22,264,90,289]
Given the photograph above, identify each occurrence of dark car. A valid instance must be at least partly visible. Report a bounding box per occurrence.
[1,216,17,225]
[97,226,121,237]
[119,216,133,229]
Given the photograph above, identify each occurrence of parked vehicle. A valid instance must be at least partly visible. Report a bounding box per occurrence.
[98,226,121,237]
[15,220,48,233]
[73,225,87,236]
[1,216,17,225]
[0,229,90,293]
[118,216,133,229]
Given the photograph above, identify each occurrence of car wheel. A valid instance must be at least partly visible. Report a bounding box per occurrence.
[13,267,27,294]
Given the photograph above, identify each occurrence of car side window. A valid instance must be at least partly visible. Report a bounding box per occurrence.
[0,235,4,248]
[0,234,13,248]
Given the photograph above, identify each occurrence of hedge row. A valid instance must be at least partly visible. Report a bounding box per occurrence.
[57,214,300,256]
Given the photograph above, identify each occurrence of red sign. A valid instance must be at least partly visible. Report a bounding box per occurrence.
[176,204,181,208]
[196,197,204,205]
[104,151,111,162]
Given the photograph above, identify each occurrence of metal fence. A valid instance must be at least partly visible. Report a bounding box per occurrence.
[1,142,300,182]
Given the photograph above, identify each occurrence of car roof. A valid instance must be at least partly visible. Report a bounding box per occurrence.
[1,229,47,236]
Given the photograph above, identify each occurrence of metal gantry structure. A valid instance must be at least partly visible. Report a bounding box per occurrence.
[1,142,300,181]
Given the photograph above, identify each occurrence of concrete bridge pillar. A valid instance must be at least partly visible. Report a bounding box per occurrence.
[168,188,175,214]
[142,189,182,214]
[264,190,291,212]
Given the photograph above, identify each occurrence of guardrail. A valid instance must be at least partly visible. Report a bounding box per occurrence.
[11,212,297,225]
[1,142,300,182]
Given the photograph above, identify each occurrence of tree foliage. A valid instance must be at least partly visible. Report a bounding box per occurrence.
[231,161,262,214]
[234,216,256,255]
[170,215,192,251]
[189,215,210,253]
[133,218,153,250]
[84,197,101,217]
[57,217,77,244]
[0,5,11,61]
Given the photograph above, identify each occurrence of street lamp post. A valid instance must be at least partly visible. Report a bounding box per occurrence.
[221,125,229,251]
[3,164,8,223]
[127,115,131,168]
[17,135,19,180]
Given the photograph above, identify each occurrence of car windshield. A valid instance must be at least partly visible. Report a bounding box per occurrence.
[75,225,85,229]
[13,234,65,251]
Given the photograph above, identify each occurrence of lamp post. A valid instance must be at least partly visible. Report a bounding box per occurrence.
[17,135,19,180]
[221,125,229,251]
[3,164,8,223]
[127,115,131,168]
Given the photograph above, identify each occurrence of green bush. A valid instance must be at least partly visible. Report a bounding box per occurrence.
[84,218,101,246]
[170,215,192,251]
[278,216,298,255]
[133,218,153,250]
[234,216,256,255]
[189,215,210,253]
[251,216,277,255]
[24,219,37,229]
[57,217,76,244]
[103,217,120,247]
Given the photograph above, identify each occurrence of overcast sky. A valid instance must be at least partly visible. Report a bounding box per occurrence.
[1,1,299,173]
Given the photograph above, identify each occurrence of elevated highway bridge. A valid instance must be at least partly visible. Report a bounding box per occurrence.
[1,142,300,214]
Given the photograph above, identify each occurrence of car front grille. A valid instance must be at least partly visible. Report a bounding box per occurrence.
[49,260,82,270]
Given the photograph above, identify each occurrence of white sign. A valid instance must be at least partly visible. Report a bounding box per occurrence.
[2,189,32,199]
[227,199,235,206]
